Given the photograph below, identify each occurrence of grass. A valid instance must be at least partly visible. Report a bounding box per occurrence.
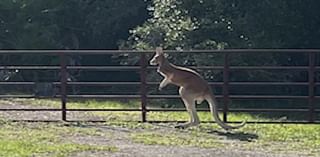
[2,98,143,121]
[242,124,320,153]
[1,98,271,122]
[0,120,117,157]
[1,98,320,156]
[131,131,223,148]
[128,123,320,156]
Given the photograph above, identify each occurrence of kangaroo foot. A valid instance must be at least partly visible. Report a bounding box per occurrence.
[174,122,199,129]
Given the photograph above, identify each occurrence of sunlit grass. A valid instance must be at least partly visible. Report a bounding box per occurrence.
[147,111,267,122]
[129,122,320,156]
[131,131,223,148]
[239,123,320,155]
[1,98,143,121]
[0,121,117,157]
[1,98,320,156]
[4,98,139,109]
[1,98,295,122]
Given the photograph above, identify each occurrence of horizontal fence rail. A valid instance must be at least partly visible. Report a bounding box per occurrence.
[0,49,319,123]
[0,49,319,54]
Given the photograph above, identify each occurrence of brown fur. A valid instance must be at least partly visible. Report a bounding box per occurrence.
[150,47,246,130]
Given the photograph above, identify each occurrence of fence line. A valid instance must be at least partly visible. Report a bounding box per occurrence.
[0,49,319,123]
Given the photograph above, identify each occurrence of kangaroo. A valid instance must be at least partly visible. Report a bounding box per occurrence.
[149,47,246,130]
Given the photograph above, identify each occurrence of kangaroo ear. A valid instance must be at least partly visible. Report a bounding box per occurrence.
[156,47,163,55]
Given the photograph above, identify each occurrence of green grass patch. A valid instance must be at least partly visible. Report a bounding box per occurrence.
[1,98,320,156]
[0,140,114,157]
[4,98,139,109]
[243,123,320,152]
[1,98,143,121]
[147,111,267,122]
[0,121,117,157]
[131,131,222,148]
[0,98,288,122]
[130,123,320,156]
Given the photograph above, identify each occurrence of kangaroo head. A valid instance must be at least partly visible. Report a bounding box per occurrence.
[150,47,166,65]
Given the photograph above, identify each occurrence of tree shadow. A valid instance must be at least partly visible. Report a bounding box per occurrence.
[207,130,259,142]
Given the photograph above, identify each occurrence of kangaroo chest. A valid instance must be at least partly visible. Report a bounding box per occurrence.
[157,64,174,78]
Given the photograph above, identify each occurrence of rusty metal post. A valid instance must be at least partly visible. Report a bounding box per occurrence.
[140,53,147,122]
[223,53,230,123]
[308,52,316,123]
[60,53,67,121]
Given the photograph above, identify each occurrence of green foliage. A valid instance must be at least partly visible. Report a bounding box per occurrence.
[124,0,319,97]
[0,0,148,83]
[0,0,147,49]
[235,0,320,48]
[1,1,320,109]
[127,0,197,49]
[182,0,320,49]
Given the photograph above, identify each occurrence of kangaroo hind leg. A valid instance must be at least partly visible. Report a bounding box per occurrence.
[175,87,200,129]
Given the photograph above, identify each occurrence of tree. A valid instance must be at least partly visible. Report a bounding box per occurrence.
[126,0,320,100]
[0,0,148,49]
[125,0,196,50]
[0,0,148,83]
[128,0,320,67]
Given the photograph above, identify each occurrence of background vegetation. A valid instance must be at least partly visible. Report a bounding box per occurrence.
[0,0,319,118]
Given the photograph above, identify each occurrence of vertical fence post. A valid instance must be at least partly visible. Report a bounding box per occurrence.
[223,53,230,123]
[140,53,147,122]
[308,52,316,123]
[60,53,67,121]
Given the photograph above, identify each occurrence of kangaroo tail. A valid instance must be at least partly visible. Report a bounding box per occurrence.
[205,94,246,130]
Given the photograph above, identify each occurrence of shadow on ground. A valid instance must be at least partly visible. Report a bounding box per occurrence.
[60,122,259,142]
[207,130,259,142]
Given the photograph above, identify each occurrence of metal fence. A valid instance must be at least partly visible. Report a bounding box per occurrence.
[0,49,319,123]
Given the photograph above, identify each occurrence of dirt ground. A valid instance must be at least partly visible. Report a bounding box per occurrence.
[69,125,301,157]
[0,100,312,157]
